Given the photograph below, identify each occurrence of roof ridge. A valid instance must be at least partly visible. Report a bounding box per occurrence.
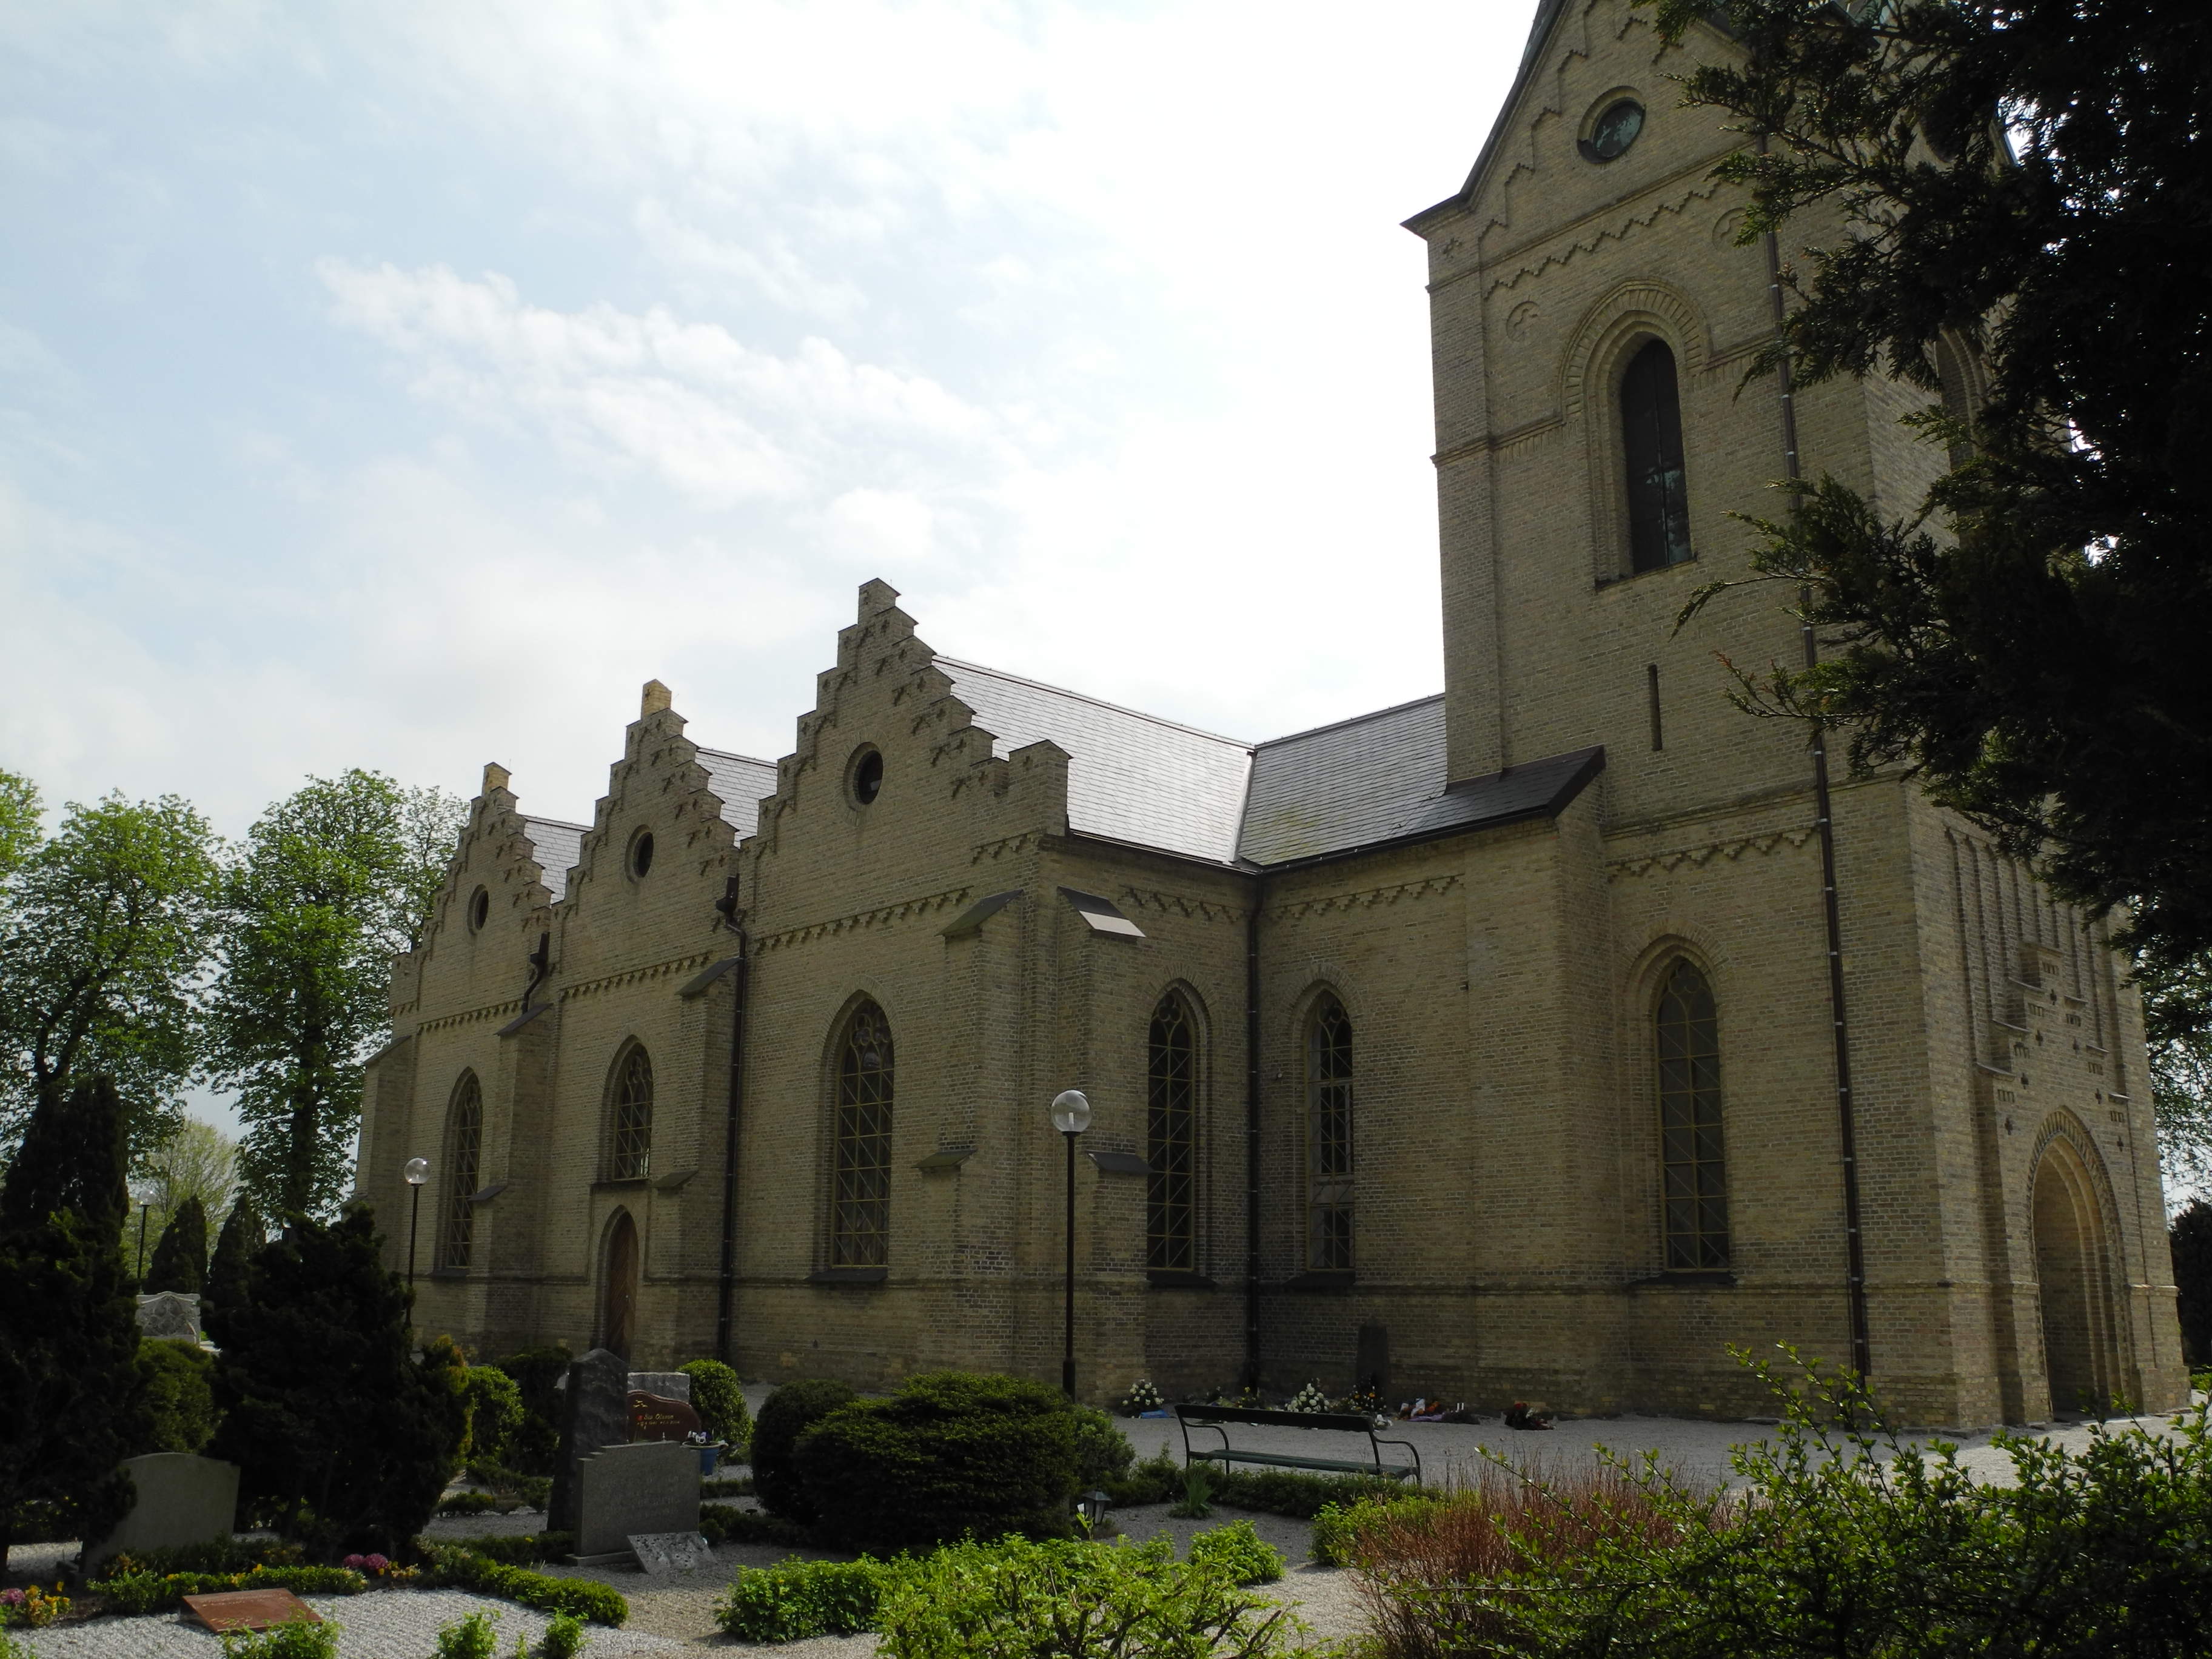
[520,814,591,832]
[934,655,1255,751]
[1257,691,1445,750]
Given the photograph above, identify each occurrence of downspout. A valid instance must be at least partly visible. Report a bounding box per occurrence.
[1244,876,1264,1390]
[714,875,750,1365]
[1760,142,1873,1379]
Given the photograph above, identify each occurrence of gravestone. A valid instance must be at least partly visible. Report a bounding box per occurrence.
[136,1292,204,1344]
[627,1371,691,1402]
[87,1452,240,1568]
[627,1390,702,1443]
[629,1530,715,1577]
[548,1347,631,1533]
[574,1439,699,1559]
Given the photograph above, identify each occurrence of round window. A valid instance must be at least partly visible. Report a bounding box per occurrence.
[468,887,490,931]
[1580,98,1645,163]
[629,830,655,880]
[850,747,885,807]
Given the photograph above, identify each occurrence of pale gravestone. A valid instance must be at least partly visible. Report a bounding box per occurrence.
[626,1372,691,1403]
[548,1348,631,1534]
[629,1530,716,1577]
[574,1440,699,1559]
[88,1453,240,1568]
[136,1292,203,1344]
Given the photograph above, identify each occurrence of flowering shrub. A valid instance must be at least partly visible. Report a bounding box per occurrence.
[1287,1382,1328,1414]
[1118,1378,1164,1415]
[0,1584,71,1628]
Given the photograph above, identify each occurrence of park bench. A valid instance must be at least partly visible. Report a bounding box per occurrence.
[1174,1403,1422,1484]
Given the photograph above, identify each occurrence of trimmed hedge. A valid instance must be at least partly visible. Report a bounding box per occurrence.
[700,1504,811,1548]
[797,1371,1082,1555]
[98,1538,305,1577]
[431,1532,574,1566]
[751,1378,856,1523]
[89,1566,366,1617]
[418,1544,626,1626]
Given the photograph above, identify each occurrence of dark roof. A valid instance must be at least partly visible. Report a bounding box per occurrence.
[520,817,586,903]
[939,658,1253,865]
[695,746,778,831]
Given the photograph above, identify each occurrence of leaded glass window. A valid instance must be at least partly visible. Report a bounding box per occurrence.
[1657,960,1729,1269]
[1623,338,1692,572]
[1147,993,1198,1272]
[1307,996,1354,1271]
[609,1045,654,1181]
[832,1002,894,1267]
[440,1073,482,1270]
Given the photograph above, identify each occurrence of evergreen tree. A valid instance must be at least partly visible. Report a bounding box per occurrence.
[0,1076,150,1572]
[204,1196,262,1337]
[209,1204,464,1555]
[2173,1201,2212,1368]
[144,1193,209,1295]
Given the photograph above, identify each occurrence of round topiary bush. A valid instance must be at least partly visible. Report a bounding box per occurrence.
[751,1378,858,1522]
[796,1370,1085,1555]
[679,1359,751,1456]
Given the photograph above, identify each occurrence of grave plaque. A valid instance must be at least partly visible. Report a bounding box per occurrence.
[548,1347,631,1534]
[627,1390,702,1443]
[627,1371,691,1402]
[87,1452,240,1568]
[136,1291,204,1344]
[629,1530,715,1577]
[575,1439,699,1558]
[183,1589,321,1634]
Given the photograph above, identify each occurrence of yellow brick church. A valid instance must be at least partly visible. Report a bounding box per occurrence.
[359,0,2188,1427]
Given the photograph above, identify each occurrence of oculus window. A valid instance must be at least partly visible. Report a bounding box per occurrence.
[1580,98,1644,163]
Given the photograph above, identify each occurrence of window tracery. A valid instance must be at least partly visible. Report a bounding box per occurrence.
[1657,960,1728,1269]
[832,1002,894,1267]
[609,1044,654,1181]
[1306,996,1355,1271]
[1147,993,1198,1272]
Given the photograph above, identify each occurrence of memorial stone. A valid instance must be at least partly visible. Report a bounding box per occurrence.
[548,1347,631,1533]
[136,1291,204,1344]
[626,1371,690,1403]
[574,1439,699,1559]
[626,1390,702,1443]
[89,1453,240,1567]
[629,1530,715,1577]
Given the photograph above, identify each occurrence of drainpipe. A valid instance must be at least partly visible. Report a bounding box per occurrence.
[714,875,750,1365]
[1244,877,1264,1389]
[1760,142,1873,1380]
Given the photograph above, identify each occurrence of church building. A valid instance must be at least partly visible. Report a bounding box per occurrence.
[358,0,2188,1427]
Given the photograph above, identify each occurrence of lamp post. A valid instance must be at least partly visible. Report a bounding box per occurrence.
[403,1157,430,1287]
[128,1177,159,1283]
[1050,1089,1091,1397]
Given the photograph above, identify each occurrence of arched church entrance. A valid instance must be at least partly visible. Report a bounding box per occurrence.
[601,1210,640,1361]
[2030,1136,2119,1417]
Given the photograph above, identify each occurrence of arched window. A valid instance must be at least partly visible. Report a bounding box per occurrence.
[609,1045,654,1181]
[440,1073,483,1270]
[1934,333,1977,471]
[1306,996,1355,1271]
[1656,960,1728,1269]
[831,1002,894,1267]
[1622,338,1692,572]
[1147,993,1198,1272]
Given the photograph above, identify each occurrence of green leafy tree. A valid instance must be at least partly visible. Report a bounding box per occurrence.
[138,1117,240,1256]
[208,1204,465,1554]
[204,1196,264,1335]
[1652,0,2212,973]
[0,790,222,1160]
[145,1192,210,1295]
[0,770,38,878]
[204,771,466,1220]
[0,1076,150,1572]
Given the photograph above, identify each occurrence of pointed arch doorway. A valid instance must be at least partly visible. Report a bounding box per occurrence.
[2031,1139,2120,1417]
[601,1210,640,1361]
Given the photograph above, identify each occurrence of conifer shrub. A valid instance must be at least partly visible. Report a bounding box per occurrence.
[679,1358,751,1454]
[145,1195,210,1295]
[797,1370,1083,1554]
[137,1338,220,1453]
[1071,1406,1134,1490]
[491,1346,571,1477]
[203,1198,262,1342]
[457,1365,525,1465]
[749,1378,857,1523]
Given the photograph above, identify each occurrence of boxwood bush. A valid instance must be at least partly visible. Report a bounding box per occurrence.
[89,1565,366,1616]
[797,1371,1084,1554]
[418,1543,626,1626]
[750,1378,857,1523]
[136,1338,219,1454]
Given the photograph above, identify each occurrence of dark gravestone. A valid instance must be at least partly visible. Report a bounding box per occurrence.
[549,1347,631,1533]
[1356,1322,1390,1400]
[627,1390,702,1443]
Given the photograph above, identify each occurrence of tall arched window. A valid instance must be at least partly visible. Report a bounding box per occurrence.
[1622,338,1692,572]
[1147,993,1198,1272]
[1657,960,1729,1269]
[831,1002,894,1267]
[609,1044,654,1181]
[440,1073,482,1270]
[1306,996,1355,1271]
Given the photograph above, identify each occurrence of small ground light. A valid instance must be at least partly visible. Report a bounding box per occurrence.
[1079,1490,1111,1533]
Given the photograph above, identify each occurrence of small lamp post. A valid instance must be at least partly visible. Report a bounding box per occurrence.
[128,1177,159,1282]
[1050,1089,1091,1397]
[403,1157,430,1287]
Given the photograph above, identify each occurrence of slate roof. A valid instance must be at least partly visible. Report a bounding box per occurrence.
[939,657,1255,866]
[695,746,779,831]
[520,817,587,903]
